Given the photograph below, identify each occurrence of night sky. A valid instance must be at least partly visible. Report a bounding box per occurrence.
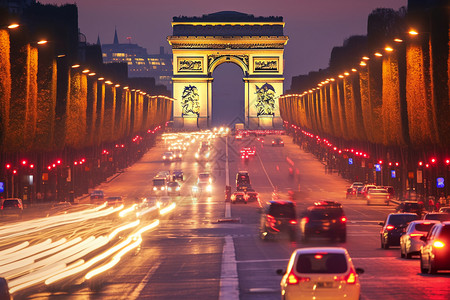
[39,0,406,85]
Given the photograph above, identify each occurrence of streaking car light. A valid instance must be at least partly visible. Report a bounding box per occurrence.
[160,203,176,215]
[119,204,137,218]
[108,220,140,240]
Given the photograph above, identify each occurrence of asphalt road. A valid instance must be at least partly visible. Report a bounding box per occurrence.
[4,132,450,299]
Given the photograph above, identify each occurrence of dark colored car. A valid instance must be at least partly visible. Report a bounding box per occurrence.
[246,191,259,202]
[172,170,184,181]
[300,201,347,242]
[346,182,364,198]
[260,200,297,241]
[90,190,105,204]
[422,212,450,222]
[236,171,250,188]
[231,192,248,204]
[396,201,424,216]
[0,198,23,219]
[271,138,284,147]
[420,221,450,274]
[379,213,420,249]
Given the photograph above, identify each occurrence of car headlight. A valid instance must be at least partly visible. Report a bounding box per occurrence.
[163,156,166,159]
[206,185,212,192]
[153,187,157,191]
[195,153,199,158]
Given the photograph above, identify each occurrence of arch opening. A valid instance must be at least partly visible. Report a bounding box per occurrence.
[212,62,245,127]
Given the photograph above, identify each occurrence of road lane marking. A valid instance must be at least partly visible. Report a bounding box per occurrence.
[129,262,161,299]
[219,236,239,300]
[256,152,275,190]
[225,203,231,218]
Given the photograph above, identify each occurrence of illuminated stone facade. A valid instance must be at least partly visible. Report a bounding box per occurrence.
[167,11,288,128]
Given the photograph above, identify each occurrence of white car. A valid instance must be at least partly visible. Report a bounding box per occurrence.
[278,247,363,300]
[400,220,439,259]
[162,151,174,161]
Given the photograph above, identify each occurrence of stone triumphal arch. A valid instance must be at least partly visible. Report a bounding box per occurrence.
[167,11,288,128]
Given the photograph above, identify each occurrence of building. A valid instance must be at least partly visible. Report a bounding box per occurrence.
[101,29,173,90]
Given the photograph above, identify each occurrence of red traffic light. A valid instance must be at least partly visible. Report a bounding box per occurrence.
[446,159,450,165]
[419,161,423,166]
[378,160,383,164]
[5,164,11,169]
[431,158,436,163]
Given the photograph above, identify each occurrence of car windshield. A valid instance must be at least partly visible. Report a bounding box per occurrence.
[388,215,418,226]
[153,179,165,186]
[168,182,179,187]
[308,208,343,219]
[414,223,436,232]
[296,253,348,274]
[2,200,19,207]
[424,214,450,221]
[269,203,296,218]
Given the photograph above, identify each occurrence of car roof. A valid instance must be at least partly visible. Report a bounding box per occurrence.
[269,200,294,205]
[294,247,348,255]
[409,220,440,224]
[389,212,418,216]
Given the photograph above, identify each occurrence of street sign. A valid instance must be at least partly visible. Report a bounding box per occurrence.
[437,177,444,188]
[391,170,396,178]
[408,171,414,179]
[0,182,4,193]
[348,158,353,165]
[375,164,381,172]
[417,170,423,184]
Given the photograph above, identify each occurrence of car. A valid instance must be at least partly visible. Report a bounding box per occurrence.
[396,201,424,216]
[300,201,347,242]
[105,196,124,207]
[156,170,171,181]
[277,247,364,300]
[198,173,212,184]
[162,151,174,162]
[422,212,450,222]
[172,170,184,181]
[246,190,259,202]
[439,207,450,213]
[172,149,183,160]
[400,220,440,259]
[379,213,420,249]
[260,200,297,241]
[420,221,450,274]
[236,171,250,188]
[366,188,390,206]
[231,191,248,204]
[90,190,104,204]
[240,146,256,159]
[271,137,284,147]
[382,186,395,199]
[360,184,377,198]
[152,177,167,195]
[167,181,181,195]
[346,182,364,198]
[0,198,23,219]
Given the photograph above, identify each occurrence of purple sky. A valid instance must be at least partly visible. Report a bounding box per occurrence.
[40,0,406,89]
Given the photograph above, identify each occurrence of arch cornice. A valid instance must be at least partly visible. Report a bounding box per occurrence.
[207,54,249,76]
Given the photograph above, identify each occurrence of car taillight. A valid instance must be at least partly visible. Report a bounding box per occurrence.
[287,271,310,285]
[341,216,347,223]
[345,268,357,284]
[18,203,22,209]
[289,220,297,225]
[386,225,395,230]
[367,195,371,199]
[433,240,445,248]
[387,195,390,199]
[410,233,423,237]
[303,217,309,224]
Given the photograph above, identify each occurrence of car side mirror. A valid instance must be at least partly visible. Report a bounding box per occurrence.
[420,236,427,242]
[378,222,384,226]
[276,269,285,276]
[355,268,364,275]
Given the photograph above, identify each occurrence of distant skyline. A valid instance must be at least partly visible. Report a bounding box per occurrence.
[39,0,406,89]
